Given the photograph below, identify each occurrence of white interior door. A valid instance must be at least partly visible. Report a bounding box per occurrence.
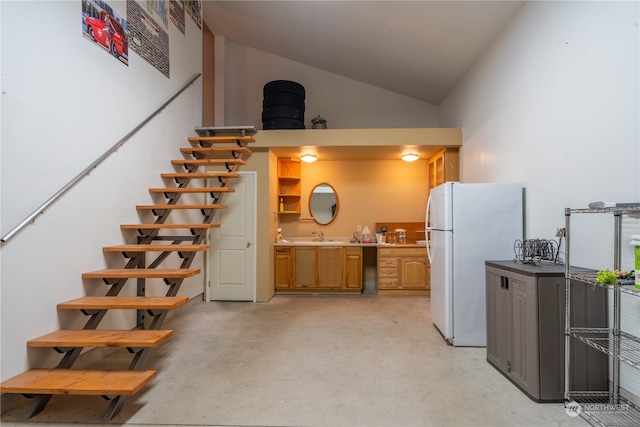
[208,172,256,301]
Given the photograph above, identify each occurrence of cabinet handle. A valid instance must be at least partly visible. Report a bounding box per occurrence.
[501,276,509,290]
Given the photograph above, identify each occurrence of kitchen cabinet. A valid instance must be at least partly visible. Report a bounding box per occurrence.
[275,246,362,294]
[344,247,362,289]
[294,247,317,288]
[485,261,607,402]
[277,158,301,214]
[427,148,459,191]
[316,247,342,288]
[563,206,640,426]
[274,247,292,289]
[378,247,429,295]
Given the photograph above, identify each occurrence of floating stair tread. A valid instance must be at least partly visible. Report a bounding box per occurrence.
[187,135,255,144]
[0,369,157,396]
[180,147,252,155]
[82,268,200,279]
[171,159,246,166]
[136,204,227,210]
[28,330,174,348]
[120,223,220,230]
[161,172,241,179]
[148,187,234,194]
[102,244,210,253]
[58,296,188,310]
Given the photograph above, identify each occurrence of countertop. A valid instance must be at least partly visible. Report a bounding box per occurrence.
[274,242,427,248]
[485,260,595,276]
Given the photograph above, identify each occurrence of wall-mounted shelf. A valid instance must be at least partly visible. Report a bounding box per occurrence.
[277,158,301,214]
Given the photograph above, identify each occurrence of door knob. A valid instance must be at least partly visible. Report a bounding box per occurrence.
[246,241,252,248]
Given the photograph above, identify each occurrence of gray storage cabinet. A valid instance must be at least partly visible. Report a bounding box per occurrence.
[485,260,607,402]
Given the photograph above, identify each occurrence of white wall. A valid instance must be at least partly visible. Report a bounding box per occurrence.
[222,40,440,129]
[440,0,639,265]
[1,1,203,381]
[439,1,639,395]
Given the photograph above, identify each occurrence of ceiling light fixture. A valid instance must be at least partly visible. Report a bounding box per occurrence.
[301,154,317,163]
[401,153,419,162]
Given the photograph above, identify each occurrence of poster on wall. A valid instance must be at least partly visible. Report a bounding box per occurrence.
[141,0,169,30]
[185,0,201,29]
[82,0,129,65]
[170,0,186,35]
[127,0,170,78]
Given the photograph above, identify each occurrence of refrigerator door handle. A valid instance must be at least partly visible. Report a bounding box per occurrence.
[426,195,433,263]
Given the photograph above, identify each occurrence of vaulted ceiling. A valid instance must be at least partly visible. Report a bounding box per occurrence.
[202,1,526,106]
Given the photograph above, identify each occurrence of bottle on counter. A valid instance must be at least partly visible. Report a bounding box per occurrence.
[275,228,283,243]
[362,226,371,243]
[396,228,407,244]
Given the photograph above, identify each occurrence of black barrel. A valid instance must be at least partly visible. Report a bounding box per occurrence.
[262,80,306,130]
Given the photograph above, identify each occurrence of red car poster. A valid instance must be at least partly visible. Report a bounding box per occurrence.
[82,0,129,65]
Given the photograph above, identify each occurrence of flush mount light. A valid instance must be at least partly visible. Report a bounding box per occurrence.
[301,154,317,163]
[401,153,419,162]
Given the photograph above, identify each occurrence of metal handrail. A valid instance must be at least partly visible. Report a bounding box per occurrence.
[1,73,202,243]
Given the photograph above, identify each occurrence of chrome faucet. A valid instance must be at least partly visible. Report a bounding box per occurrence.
[312,229,324,242]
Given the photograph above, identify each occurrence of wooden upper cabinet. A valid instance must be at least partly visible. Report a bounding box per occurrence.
[428,148,459,191]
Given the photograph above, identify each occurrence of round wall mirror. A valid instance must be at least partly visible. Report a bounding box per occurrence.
[309,183,338,225]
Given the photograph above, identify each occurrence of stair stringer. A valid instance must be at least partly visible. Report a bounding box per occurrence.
[2,127,256,422]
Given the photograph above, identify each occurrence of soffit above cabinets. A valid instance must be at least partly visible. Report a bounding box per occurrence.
[253,128,462,162]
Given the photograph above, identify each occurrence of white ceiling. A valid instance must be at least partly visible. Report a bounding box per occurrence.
[202,1,526,106]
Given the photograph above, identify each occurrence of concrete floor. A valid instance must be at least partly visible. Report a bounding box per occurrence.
[1,295,588,427]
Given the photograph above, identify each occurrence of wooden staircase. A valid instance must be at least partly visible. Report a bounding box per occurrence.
[0,127,255,421]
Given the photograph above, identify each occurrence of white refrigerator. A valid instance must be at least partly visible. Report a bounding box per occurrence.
[427,182,523,347]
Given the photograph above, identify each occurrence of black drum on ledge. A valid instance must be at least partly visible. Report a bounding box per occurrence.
[262,80,305,130]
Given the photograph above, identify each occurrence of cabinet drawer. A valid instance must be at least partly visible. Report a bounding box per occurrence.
[379,248,427,257]
[379,257,399,268]
[379,278,399,288]
[379,268,399,278]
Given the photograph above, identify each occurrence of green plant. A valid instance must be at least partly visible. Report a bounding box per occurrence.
[596,269,617,285]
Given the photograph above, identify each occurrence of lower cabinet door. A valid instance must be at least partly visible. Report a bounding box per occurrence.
[274,248,292,289]
[400,257,427,288]
[485,265,539,400]
[294,247,316,288]
[507,274,539,398]
[345,248,362,289]
[485,268,511,374]
[317,247,343,288]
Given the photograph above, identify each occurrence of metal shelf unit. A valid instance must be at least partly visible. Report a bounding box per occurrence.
[564,206,640,426]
